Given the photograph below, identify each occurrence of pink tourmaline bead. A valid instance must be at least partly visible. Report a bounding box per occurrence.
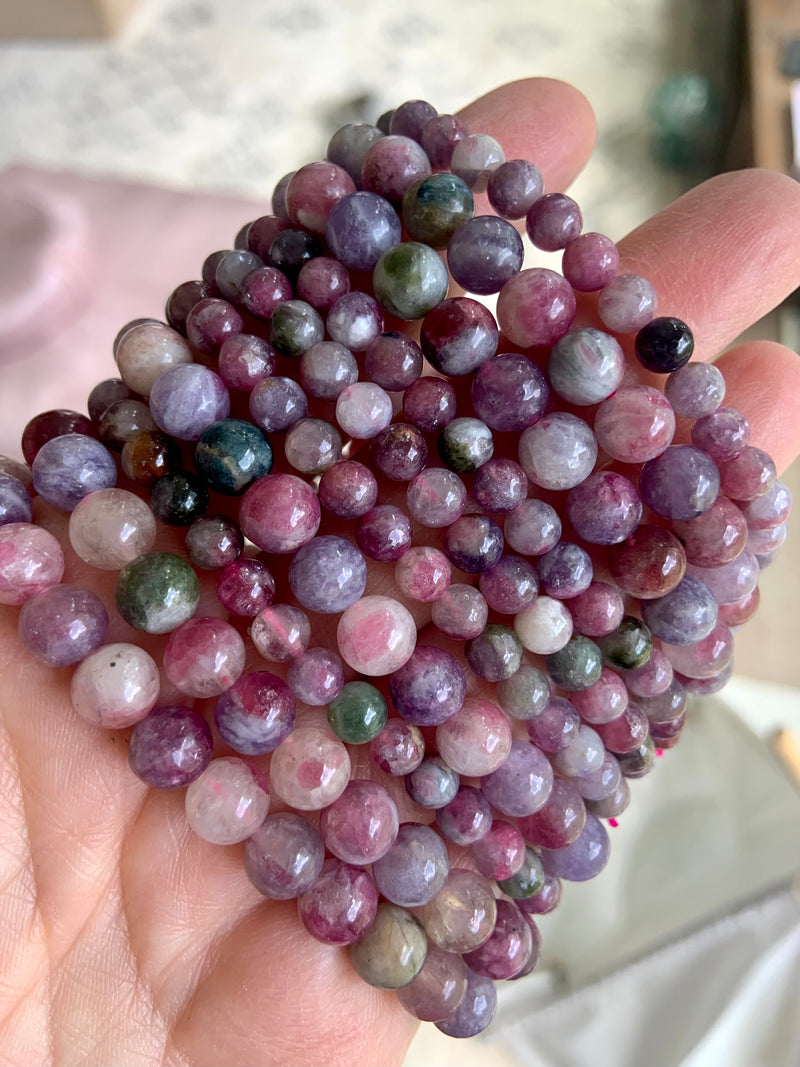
[463,899,533,981]
[163,616,246,698]
[526,193,582,251]
[269,725,351,810]
[285,161,356,234]
[594,386,675,463]
[184,756,270,845]
[497,268,576,348]
[718,446,777,501]
[597,273,657,333]
[216,558,275,617]
[361,135,431,203]
[663,622,734,679]
[718,586,760,627]
[623,647,674,697]
[320,779,399,865]
[218,334,276,391]
[406,468,467,527]
[672,497,748,567]
[394,546,452,602]
[471,821,526,881]
[435,699,513,777]
[337,595,416,676]
[0,523,64,605]
[298,858,378,945]
[517,777,586,850]
[562,232,619,291]
[296,256,351,311]
[370,720,425,775]
[239,474,320,553]
[415,868,497,953]
[69,488,157,570]
[70,642,160,728]
[568,582,625,637]
[571,667,629,724]
[19,584,108,667]
[251,604,310,662]
[318,461,378,519]
[397,945,468,1023]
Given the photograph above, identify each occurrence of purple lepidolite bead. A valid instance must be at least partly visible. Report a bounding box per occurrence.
[149,364,230,441]
[447,216,524,295]
[288,535,367,614]
[214,670,296,754]
[435,968,497,1038]
[245,812,324,900]
[239,474,320,554]
[128,705,213,788]
[471,352,548,431]
[287,647,344,706]
[319,461,378,519]
[325,191,401,270]
[519,412,597,491]
[406,756,459,809]
[472,459,528,515]
[370,720,425,776]
[481,740,553,817]
[566,471,643,545]
[641,575,718,645]
[19,584,108,667]
[32,434,117,511]
[436,786,493,846]
[462,899,534,980]
[665,361,725,417]
[320,779,399,865]
[639,445,720,520]
[0,473,32,526]
[298,858,378,945]
[541,814,610,881]
[389,646,466,727]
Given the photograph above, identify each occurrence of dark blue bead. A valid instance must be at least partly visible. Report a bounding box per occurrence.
[194,418,273,496]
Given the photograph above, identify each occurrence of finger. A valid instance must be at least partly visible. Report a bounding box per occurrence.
[615,169,800,362]
[457,77,597,195]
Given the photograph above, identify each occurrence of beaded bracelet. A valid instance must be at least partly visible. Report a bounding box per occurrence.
[0,95,792,1040]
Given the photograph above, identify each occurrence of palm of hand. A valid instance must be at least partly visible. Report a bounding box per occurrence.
[2,79,800,1067]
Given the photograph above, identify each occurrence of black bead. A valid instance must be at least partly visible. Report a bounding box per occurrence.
[377,108,395,134]
[151,471,209,527]
[267,229,323,284]
[634,316,694,373]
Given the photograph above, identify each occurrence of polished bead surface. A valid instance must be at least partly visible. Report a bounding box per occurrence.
[370,720,425,776]
[594,386,675,464]
[447,215,524,295]
[487,159,543,219]
[270,299,325,357]
[216,558,274,617]
[298,859,378,945]
[121,430,181,488]
[32,434,117,511]
[321,779,399,865]
[249,376,308,434]
[596,615,653,669]
[479,555,538,614]
[269,725,350,810]
[635,316,694,373]
[431,584,488,640]
[98,398,155,451]
[514,596,573,655]
[327,681,387,743]
[450,133,504,191]
[350,903,428,989]
[251,604,310,663]
[420,113,468,168]
[546,636,604,691]
[562,232,619,291]
[672,497,747,566]
[115,321,193,395]
[472,459,528,515]
[336,382,393,439]
[406,467,466,527]
[389,645,466,727]
[69,488,156,570]
[371,423,427,482]
[537,541,593,600]
[218,334,276,391]
[245,812,324,900]
[504,499,561,556]
[497,268,576,348]
[296,256,350,310]
[337,595,416,676]
[149,364,229,442]
[403,377,457,432]
[285,161,356,234]
[436,786,492,846]
[128,705,213,788]
[481,740,553,817]
[416,868,497,953]
[568,582,625,637]
[435,967,496,1038]
[70,642,160,728]
[548,327,624,405]
[496,665,550,721]
[406,756,459,809]
[641,575,718,645]
[326,291,383,352]
[571,667,629,724]
[471,821,526,881]
[566,471,642,546]
[402,173,474,248]
[22,409,96,466]
[288,647,344,707]
[395,546,452,603]
[0,523,64,605]
[640,445,720,520]
[519,412,597,490]
[421,297,499,377]
[299,342,357,400]
[444,515,503,573]
[364,332,423,391]
[496,845,546,899]
[356,505,412,561]
[665,361,725,417]
[214,670,296,755]
[163,616,246,698]
[194,418,273,495]
[185,514,243,571]
[150,471,209,527]
[239,474,320,554]
[319,461,378,519]
[609,525,686,598]
[373,822,448,906]
[465,624,522,681]
[288,535,366,614]
[462,899,534,980]
[597,273,657,333]
[471,352,548,431]
[397,945,468,1023]
[438,417,493,473]
[361,135,431,204]
[436,698,512,776]
[373,241,449,320]
[115,553,200,634]
[185,757,270,845]
[541,814,610,881]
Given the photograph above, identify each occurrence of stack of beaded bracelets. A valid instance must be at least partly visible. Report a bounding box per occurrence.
[0,97,792,1039]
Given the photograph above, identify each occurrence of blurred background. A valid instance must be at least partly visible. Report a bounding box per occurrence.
[1,0,799,1064]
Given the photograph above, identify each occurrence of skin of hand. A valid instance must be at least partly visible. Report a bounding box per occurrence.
[1,78,800,1067]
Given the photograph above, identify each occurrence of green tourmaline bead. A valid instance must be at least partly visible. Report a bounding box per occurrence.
[402,173,474,249]
[497,846,545,899]
[373,242,449,321]
[597,615,653,670]
[349,903,428,989]
[115,552,200,634]
[327,681,387,744]
[545,635,603,691]
[618,736,657,778]
[194,418,273,496]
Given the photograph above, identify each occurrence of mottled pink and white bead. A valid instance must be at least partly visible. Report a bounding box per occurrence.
[337,595,417,676]
[70,643,160,728]
[514,596,573,655]
[184,756,270,845]
[163,616,246,698]
[335,382,393,439]
[394,546,452,602]
[435,699,513,776]
[594,386,675,464]
[269,725,351,810]
[115,321,193,396]
[69,488,157,570]
[0,523,65,605]
[239,473,321,553]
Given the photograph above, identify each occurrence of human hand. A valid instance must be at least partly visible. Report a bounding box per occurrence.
[1,77,800,1067]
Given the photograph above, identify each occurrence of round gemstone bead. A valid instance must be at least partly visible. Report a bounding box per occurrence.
[518,874,562,916]
[298,859,378,945]
[336,382,393,439]
[471,352,548,432]
[287,647,344,707]
[526,192,582,251]
[284,418,342,475]
[271,172,295,218]
[438,417,493,473]
[571,667,629,724]
[356,505,412,561]
[421,297,498,377]
[121,430,181,488]
[548,327,625,405]
[546,636,604,691]
[360,135,431,204]
[70,643,160,729]
[566,471,643,545]
[403,377,457,432]
[149,364,229,441]
[239,474,320,554]
[185,515,243,571]
[402,173,474,248]
[691,406,750,463]
[594,385,675,464]
[186,298,243,354]
[115,553,200,634]
[245,812,324,900]
[397,945,468,1023]
[349,903,428,989]
[537,542,593,599]
[128,706,212,789]
[420,113,468,167]
[320,779,399,865]
[150,471,209,527]
[326,291,383,352]
[115,322,193,395]
[635,316,694,373]
[296,256,350,310]
[515,596,574,655]
[465,624,522,681]
[597,273,657,333]
[390,99,438,140]
[185,757,269,845]
[285,161,356,234]
[370,720,425,776]
[686,548,759,605]
[247,214,292,258]
[481,740,553,817]
[373,241,449,320]
[214,250,264,301]
[665,361,725,417]
[450,133,504,191]
[216,558,274,617]
[270,725,350,810]
[436,786,493,846]
[717,446,776,501]
[561,232,619,291]
[0,523,64,605]
[472,459,527,515]
[327,681,387,743]
[505,499,561,557]
[371,423,427,482]
[623,647,674,698]
[436,698,512,776]
[326,122,385,184]
[471,822,526,881]
[594,702,650,753]
[337,595,416,676]
[639,445,720,520]
[288,535,367,615]
[641,575,718,645]
[496,665,550,721]
[214,670,295,755]
[435,968,497,1039]
[463,899,533,981]
[479,555,538,614]
[249,377,307,434]
[487,159,543,219]
[32,434,117,511]
[444,515,503,574]
[251,604,310,663]
[568,582,625,637]
[299,342,358,400]
[364,332,423,391]
[587,776,631,817]
[194,418,273,495]
[416,868,497,953]
[575,750,622,801]
[525,696,580,753]
[239,267,294,320]
[389,646,466,727]
[69,488,156,570]
[218,334,276,391]
[406,756,459,809]
[268,229,323,283]
[22,409,96,466]
[319,461,378,519]
[447,216,524,295]
[541,814,610,881]
[609,525,687,598]
[497,267,576,348]
[88,379,135,423]
[592,617,651,673]
[163,616,245,698]
[406,467,466,527]
[98,398,155,451]
[431,584,488,640]
[672,497,748,566]
[519,412,597,491]
[395,546,451,602]
[270,300,325,358]
[741,480,793,529]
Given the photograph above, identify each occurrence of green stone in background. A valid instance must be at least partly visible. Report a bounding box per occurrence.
[115,552,200,634]
[596,615,653,671]
[402,172,474,248]
[327,680,388,744]
[349,903,428,989]
[545,635,604,691]
[497,846,546,899]
[373,242,449,321]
